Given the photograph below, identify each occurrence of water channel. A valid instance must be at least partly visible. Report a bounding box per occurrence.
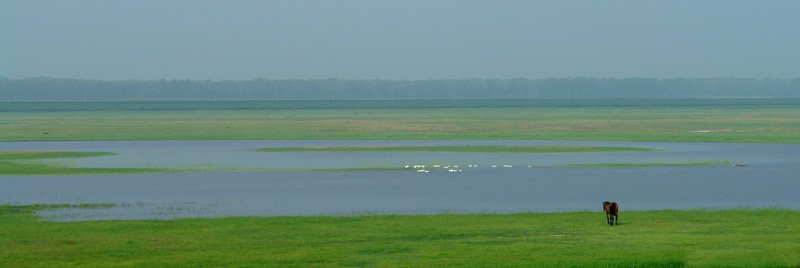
[1,140,798,221]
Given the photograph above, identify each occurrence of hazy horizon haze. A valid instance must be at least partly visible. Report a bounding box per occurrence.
[2,0,799,81]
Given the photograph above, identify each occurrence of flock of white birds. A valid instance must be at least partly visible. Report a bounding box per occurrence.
[406,164,531,173]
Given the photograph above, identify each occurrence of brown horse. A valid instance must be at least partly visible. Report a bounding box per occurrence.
[603,201,618,226]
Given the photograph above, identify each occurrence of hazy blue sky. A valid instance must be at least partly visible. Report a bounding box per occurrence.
[2,0,799,80]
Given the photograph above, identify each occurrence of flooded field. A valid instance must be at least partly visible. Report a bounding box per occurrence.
[2,140,799,221]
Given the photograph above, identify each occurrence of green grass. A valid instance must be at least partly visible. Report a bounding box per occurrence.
[558,161,734,167]
[1,205,799,267]
[2,104,800,143]
[256,145,659,153]
[0,151,173,176]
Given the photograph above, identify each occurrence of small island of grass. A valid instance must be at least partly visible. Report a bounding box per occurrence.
[256,145,659,154]
[0,151,173,176]
[556,161,733,167]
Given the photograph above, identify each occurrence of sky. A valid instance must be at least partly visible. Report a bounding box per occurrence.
[2,0,799,81]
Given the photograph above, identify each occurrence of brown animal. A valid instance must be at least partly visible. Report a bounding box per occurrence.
[603,201,618,226]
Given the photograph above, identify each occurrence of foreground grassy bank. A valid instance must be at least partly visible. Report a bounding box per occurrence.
[0,151,172,175]
[1,205,798,267]
[2,102,800,143]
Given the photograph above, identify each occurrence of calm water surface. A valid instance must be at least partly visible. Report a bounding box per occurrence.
[1,140,798,221]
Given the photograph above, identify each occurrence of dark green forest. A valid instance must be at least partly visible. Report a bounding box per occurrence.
[1,77,799,101]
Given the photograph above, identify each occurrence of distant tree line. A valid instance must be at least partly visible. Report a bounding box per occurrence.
[1,76,799,101]
[4,99,800,113]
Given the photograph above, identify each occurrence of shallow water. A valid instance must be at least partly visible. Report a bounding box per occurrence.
[1,140,798,221]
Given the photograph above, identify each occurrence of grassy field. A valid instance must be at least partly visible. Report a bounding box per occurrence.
[1,205,799,267]
[0,151,172,175]
[2,105,799,143]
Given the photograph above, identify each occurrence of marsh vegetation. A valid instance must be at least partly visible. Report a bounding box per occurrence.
[2,99,799,266]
